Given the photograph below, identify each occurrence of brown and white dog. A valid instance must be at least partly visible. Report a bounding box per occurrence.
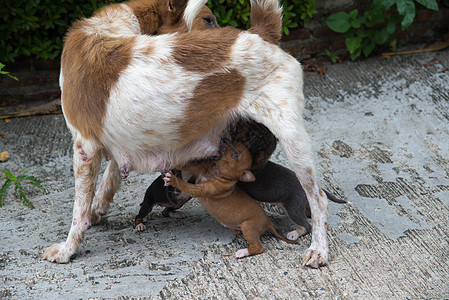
[43,0,330,268]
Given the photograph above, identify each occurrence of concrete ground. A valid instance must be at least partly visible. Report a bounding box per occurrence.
[1,49,448,299]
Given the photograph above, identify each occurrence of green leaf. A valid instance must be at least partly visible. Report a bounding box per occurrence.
[386,18,397,34]
[0,180,13,207]
[326,11,353,33]
[372,0,396,10]
[349,9,359,19]
[345,36,363,54]
[351,18,361,28]
[350,47,362,60]
[415,0,438,10]
[373,28,391,44]
[362,39,375,57]
[396,0,416,29]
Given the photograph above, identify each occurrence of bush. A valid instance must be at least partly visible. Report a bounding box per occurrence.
[0,0,121,63]
[207,0,317,34]
[326,0,445,60]
[0,0,316,63]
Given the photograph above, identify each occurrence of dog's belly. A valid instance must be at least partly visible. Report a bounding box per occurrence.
[101,100,228,172]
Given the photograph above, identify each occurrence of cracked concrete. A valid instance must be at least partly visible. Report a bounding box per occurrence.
[1,49,449,299]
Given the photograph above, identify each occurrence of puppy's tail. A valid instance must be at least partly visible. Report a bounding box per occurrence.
[323,189,347,204]
[269,224,298,245]
[184,0,208,31]
[249,0,283,45]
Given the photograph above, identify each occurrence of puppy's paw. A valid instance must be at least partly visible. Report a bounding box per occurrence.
[168,211,187,219]
[235,248,250,259]
[287,226,308,240]
[287,230,299,241]
[43,242,76,264]
[135,223,147,232]
[302,243,328,268]
[162,172,172,186]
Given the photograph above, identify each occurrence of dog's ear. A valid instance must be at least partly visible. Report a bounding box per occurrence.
[240,171,256,183]
[168,0,187,13]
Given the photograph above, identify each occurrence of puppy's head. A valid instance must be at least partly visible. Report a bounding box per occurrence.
[157,4,218,34]
[126,0,218,35]
[217,141,255,183]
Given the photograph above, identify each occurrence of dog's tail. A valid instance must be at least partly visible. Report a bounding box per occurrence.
[269,224,298,245]
[183,0,209,31]
[249,0,283,45]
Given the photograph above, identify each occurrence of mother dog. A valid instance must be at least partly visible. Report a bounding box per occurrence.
[43,0,330,268]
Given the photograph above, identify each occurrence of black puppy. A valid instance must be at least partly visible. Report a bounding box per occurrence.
[135,170,194,232]
[237,161,345,239]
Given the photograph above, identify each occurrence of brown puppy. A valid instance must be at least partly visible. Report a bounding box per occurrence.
[163,141,296,258]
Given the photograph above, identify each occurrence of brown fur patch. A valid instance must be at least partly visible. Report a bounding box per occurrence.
[61,20,136,141]
[126,0,165,35]
[172,27,240,72]
[176,69,246,143]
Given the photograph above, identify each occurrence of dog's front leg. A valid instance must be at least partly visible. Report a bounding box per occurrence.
[91,159,122,223]
[43,138,102,263]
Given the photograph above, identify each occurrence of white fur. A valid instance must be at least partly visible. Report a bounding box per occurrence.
[235,248,250,258]
[183,0,209,31]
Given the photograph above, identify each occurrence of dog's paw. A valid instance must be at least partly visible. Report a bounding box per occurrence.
[287,230,299,241]
[120,164,131,179]
[90,203,108,225]
[135,223,147,232]
[235,248,250,259]
[302,243,328,268]
[92,201,109,217]
[168,211,187,219]
[42,242,75,264]
[287,226,308,240]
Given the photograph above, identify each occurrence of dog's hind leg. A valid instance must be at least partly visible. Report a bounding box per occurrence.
[91,159,122,223]
[283,199,312,239]
[272,122,328,268]
[43,136,102,263]
[235,220,265,258]
[241,75,329,267]
[260,119,328,268]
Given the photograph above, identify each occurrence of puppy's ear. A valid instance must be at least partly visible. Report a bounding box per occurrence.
[168,0,186,13]
[240,171,256,183]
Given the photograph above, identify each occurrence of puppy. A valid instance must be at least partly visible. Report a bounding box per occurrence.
[44,0,331,268]
[163,141,297,258]
[237,161,347,240]
[135,170,194,232]
[136,161,346,237]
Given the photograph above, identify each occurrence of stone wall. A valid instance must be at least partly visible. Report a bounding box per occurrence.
[1,0,448,104]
